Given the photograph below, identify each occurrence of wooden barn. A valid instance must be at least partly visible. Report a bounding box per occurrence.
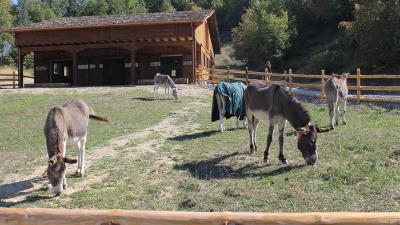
[9,10,220,87]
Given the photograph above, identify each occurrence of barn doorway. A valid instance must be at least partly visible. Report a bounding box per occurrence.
[160,55,183,78]
[51,61,72,83]
[103,58,125,85]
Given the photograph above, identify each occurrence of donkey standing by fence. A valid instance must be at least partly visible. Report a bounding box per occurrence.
[325,73,349,129]
[44,99,110,195]
[211,82,247,132]
[245,81,330,165]
[154,73,179,100]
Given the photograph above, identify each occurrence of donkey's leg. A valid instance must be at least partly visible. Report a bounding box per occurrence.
[328,102,335,129]
[216,95,225,132]
[75,141,82,176]
[253,118,259,153]
[335,103,340,126]
[278,120,287,164]
[247,116,254,153]
[78,136,87,177]
[264,124,274,163]
[62,173,67,190]
[342,97,347,125]
[243,116,248,129]
[153,85,156,98]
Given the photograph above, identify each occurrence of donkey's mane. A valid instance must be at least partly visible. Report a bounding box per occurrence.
[275,85,310,129]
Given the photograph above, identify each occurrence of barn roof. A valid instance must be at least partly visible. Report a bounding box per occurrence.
[10,10,220,53]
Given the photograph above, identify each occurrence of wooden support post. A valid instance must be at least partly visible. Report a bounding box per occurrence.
[17,48,24,88]
[245,67,249,85]
[130,49,136,85]
[227,66,230,83]
[211,65,215,86]
[321,70,325,103]
[288,69,293,94]
[72,51,78,87]
[12,71,16,89]
[357,68,361,103]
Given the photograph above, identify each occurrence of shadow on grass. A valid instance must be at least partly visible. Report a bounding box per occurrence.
[0,177,46,200]
[0,194,55,207]
[0,176,55,207]
[131,97,158,101]
[168,128,245,141]
[174,151,305,180]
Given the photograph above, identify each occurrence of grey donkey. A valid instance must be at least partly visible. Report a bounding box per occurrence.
[44,99,110,195]
[325,73,349,129]
[153,73,179,100]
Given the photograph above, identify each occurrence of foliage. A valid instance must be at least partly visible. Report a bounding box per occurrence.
[346,0,400,72]
[0,0,15,65]
[232,0,290,67]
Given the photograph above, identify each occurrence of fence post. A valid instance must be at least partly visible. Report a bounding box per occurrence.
[288,69,292,94]
[321,70,325,103]
[211,65,215,86]
[227,66,230,83]
[245,67,249,85]
[357,68,361,103]
[12,71,16,89]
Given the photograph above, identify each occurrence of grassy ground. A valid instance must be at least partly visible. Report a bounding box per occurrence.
[0,86,399,211]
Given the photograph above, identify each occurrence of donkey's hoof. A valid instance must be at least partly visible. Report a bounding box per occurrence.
[343,121,347,125]
[279,155,288,164]
[263,157,269,163]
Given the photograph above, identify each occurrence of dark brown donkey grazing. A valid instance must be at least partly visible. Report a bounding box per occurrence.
[245,81,330,165]
[44,99,110,195]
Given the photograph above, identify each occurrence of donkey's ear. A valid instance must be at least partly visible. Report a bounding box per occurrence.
[48,155,58,166]
[64,157,77,164]
[342,73,350,78]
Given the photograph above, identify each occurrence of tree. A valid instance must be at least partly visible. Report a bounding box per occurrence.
[346,0,400,71]
[145,0,175,12]
[171,0,200,11]
[232,0,290,67]
[0,0,15,65]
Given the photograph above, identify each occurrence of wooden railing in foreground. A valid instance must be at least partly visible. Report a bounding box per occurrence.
[1,208,400,225]
[0,71,33,88]
[196,66,400,104]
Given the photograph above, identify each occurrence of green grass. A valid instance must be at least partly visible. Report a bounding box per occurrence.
[1,87,399,211]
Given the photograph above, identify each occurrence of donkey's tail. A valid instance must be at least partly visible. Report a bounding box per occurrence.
[89,114,111,123]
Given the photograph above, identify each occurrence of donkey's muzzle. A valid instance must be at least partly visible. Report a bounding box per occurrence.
[305,154,318,165]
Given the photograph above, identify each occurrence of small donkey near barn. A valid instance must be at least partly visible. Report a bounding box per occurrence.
[325,73,349,129]
[212,82,247,132]
[154,73,179,100]
[44,99,110,195]
[245,81,330,165]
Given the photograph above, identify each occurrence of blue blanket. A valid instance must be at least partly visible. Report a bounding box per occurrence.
[211,82,246,122]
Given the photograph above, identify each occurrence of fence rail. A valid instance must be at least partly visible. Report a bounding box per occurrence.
[196,66,400,104]
[0,208,400,225]
[0,72,33,88]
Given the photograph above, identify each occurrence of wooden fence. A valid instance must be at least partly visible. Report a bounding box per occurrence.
[196,66,400,104]
[1,208,400,225]
[0,71,33,88]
